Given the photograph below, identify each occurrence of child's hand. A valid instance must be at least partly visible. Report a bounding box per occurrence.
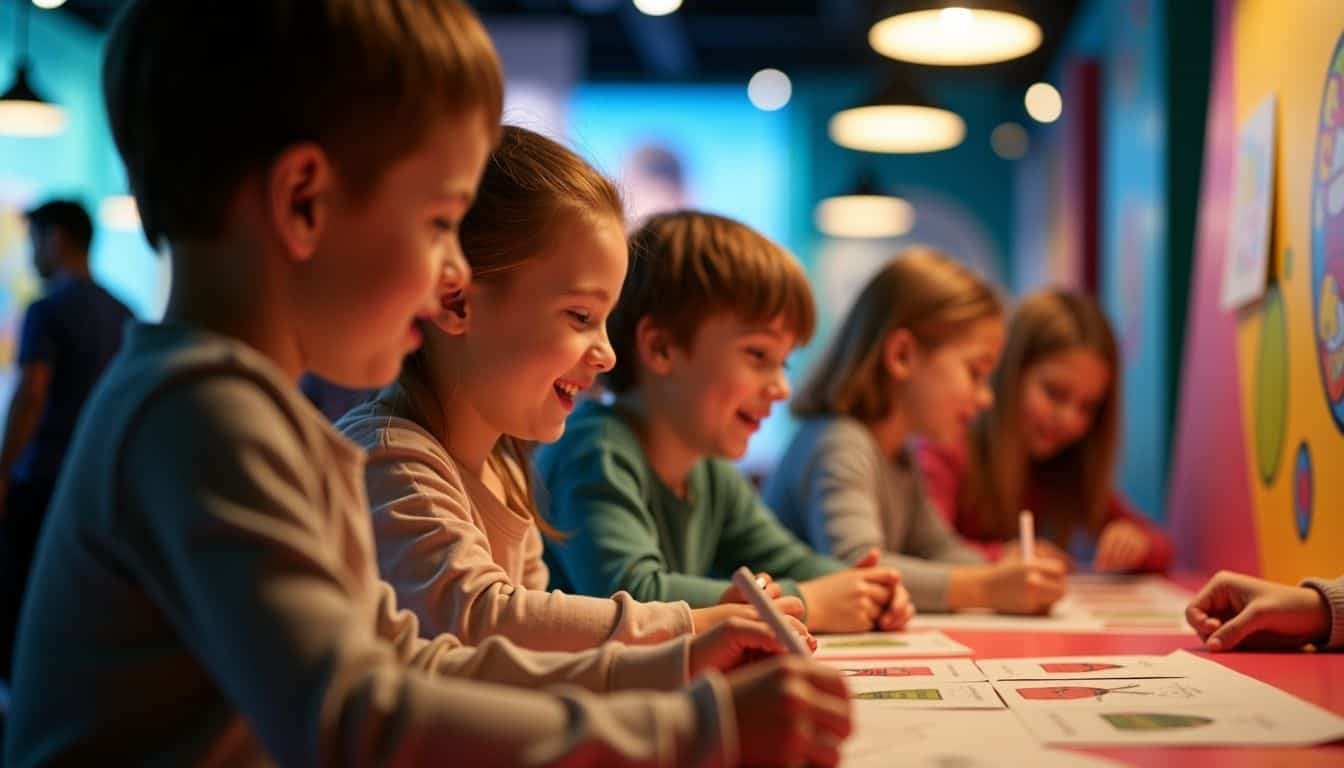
[719,571,784,603]
[691,597,806,633]
[799,550,904,633]
[1093,519,1151,572]
[876,583,915,630]
[968,560,1067,614]
[1000,538,1073,571]
[688,616,816,677]
[1186,571,1331,652]
[727,655,852,768]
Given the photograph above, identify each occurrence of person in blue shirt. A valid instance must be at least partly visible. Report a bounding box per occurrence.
[0,200,132,680]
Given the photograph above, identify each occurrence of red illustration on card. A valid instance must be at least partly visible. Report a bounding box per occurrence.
[1039,662,1124,674]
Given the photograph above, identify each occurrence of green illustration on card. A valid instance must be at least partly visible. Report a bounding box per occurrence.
[825,638,909,649]
[854,688,943,701]
[1101,713,1214,731]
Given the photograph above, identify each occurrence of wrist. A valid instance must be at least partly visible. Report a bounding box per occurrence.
[947,566,990,610]
[1299,581,1339,648]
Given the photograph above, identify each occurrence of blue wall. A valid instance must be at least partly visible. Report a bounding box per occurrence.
[1011,0,1178,520]
[0,4,162,321]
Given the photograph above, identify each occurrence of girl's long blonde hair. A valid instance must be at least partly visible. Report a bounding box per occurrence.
[962,289,1120,546]
[380,125,623,539]
[792,247,1003,422]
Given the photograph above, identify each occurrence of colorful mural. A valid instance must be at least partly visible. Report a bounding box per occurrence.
[1172,0,1343,581]
[1312,36,1344,432]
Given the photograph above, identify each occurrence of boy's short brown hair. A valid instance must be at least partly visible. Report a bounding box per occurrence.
[103,0,504,251]
[605,211,815,393]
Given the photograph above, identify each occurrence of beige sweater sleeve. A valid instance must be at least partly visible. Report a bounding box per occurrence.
[360,417,694,652]
[121,376,736,767]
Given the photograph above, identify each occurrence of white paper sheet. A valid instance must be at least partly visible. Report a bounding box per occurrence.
[976,655,1182,680]
[1009,650,1344,746]
[1221,92,1278,310]
[846,680,1004,709]
[1014,704,1344,746]
[823,657,986,682]
[995,676,1253,709]
[841,709,1127,768]
[814,630,972,660]
[908,575,1195,635]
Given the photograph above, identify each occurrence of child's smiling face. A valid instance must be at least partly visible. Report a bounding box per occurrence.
[451,213,628,443]
[653,312,797,460]
[298,110,492,389]
[1019,346,1112,460]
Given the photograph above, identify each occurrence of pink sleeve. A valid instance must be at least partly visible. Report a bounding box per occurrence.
[915,441,964,526]
[1105,494,1174,573]
[915,442,1003,561]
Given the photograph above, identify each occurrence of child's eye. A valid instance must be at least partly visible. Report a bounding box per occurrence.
[567,309,593,326]
[432,218,457,234]
[745,347,768,362]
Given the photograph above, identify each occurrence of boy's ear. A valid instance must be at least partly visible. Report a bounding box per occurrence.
[635,316,676,376]
[428,287,471,336]
[268,143,334,262]
[883,328,919,382]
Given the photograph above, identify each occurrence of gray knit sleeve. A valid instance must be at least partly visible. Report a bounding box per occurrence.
[1300,577,1344,651]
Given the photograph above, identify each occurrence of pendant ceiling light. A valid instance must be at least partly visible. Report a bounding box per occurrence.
[0,0,67,137]
[870,2,1042,66]
[814,177,914,240]
[829,75,964,154]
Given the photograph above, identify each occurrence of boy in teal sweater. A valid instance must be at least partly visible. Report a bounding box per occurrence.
[538,212,914,633]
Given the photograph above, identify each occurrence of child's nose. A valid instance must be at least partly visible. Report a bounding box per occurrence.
[589,337,616,372]
[441,251,472,294]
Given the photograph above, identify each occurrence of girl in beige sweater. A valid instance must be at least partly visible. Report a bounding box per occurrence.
[338,125,807,653]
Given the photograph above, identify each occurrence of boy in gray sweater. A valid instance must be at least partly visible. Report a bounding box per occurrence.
[3,2,850,765]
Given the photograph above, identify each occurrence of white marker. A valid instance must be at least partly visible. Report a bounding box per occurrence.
[1019,510,1035,563]
[732,566,810,657]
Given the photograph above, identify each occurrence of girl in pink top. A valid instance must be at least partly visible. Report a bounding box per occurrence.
[919,289,1172,573]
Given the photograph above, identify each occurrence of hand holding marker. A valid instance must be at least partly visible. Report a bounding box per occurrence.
[732,566,812,656]
[1019,510,1035,562]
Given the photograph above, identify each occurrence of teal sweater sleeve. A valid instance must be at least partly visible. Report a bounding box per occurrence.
[539,428,733,608]
[707,459,846,597]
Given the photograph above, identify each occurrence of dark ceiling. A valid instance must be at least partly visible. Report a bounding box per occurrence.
[53,0,1079,85]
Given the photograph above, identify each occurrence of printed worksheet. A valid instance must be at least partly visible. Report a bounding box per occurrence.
[1009,651,1344,746]
[823,657,986,682]
[1014,704,1344,746]
[813,630,972,659]
[846,679,1005,709]
[976,655,1182,680]
[842,709,1127,768]
[909,575,1195,635]
[995,676,1250,709]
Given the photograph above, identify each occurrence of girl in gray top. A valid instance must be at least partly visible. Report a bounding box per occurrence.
[765,248,1067,614]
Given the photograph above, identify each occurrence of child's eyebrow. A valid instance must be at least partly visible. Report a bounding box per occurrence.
[562,286,612,302]
[431,184,476,207]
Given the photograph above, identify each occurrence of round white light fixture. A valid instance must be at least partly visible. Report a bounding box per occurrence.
[0,95,65,137]
[815,194,915,239]
[869,6,1042,66]
[1025,82,1062,123]
[747,68,792,112]
[99,195,141,232]
[632,0,681,17]
[33,0,69,9]
[990,121,1029,159]
[829,105,965,153]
